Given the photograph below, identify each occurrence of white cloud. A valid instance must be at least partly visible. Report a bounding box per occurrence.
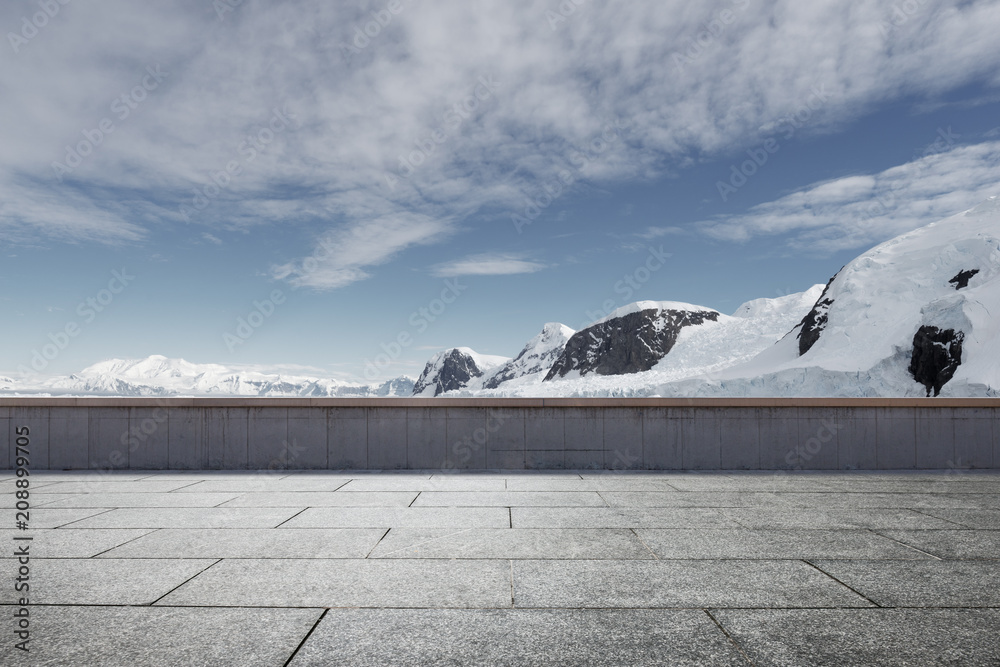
[637,226,687,240]
[698,141,1000,252]
[271,214,452,289]
[430,253,547,278]
[2,0,1000,281]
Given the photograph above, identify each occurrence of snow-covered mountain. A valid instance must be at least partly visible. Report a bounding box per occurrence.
[411,348,509,397]
[546,302,721,380]
[10,356,415,397]
[679,196,1000,398]
[3,199,995,399]
[483,323,575,389]
[432,197,999,398]
[456,286,823,397]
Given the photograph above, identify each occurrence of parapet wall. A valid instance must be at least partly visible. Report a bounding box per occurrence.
[2,398,997,470]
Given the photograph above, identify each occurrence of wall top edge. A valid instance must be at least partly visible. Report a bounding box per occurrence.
[0,397,998,408]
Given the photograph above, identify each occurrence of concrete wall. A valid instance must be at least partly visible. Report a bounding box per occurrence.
[2,398,998,471]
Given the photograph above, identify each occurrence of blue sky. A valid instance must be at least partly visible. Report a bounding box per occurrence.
[3,0,1000,382]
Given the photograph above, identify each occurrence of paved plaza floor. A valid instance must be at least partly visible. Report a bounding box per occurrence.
[2,469,999,666]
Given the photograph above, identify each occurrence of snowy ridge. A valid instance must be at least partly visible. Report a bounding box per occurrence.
[710,196,1000,396]
[473,285,825,396]
[3,199,996,398]
[591,300,719,326]
[412,347,510,397]
[483,323,575,389]
[11,356,415,397]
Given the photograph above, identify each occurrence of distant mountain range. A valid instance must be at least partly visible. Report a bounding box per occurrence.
[5,356,415,398]
[4,197,997,398]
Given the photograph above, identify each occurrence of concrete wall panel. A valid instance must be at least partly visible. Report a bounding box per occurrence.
[836,407,877,470]
[287,411,329,470]
[48,408,89,470]
[796,409,840,470]
[247,408,289,470]
[2,399,997,471]
[328,412,367,469]
[604,408,644,471]
[88,408,129,470]
[10,408,49,471]
[876,408,917,469]
[952,408,993,469]
[128,407,170,470]
[367,408,406,470]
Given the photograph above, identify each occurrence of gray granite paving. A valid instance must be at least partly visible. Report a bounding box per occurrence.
[511,506,742,528]
[96,528,387,559]
[1,558,218,605]
[511,559,873,608]
[876,529,1000,559]
[289,608,750,666]
[0,507,114,528]
[22,605,323,667]
[2,469,998,666]
[280,506,511,528]
[916,507,1000,529]
[217,491,418,507]
[718,507,963,529]
[636,528,932,560]
[411,491,607,507]
[809,559,1000,607]
[158,558,512,607]
[173,477,352,493]
[0,528,153,558]
[712,608,1000,666]
[340,476,508,491]
[63,507,302,528]
[368,528,654,559]
[32,492,242,508]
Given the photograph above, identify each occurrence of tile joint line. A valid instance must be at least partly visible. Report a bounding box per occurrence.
[282,608,328,667]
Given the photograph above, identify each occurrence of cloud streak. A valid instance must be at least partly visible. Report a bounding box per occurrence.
[2,0,1000,284]
[430,253,547,278]
[697,141,1000,252]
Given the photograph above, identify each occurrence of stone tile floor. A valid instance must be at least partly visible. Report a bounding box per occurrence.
[2,469,999,666]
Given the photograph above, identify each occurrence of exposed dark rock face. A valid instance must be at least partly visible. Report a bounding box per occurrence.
[544,308,719,380]
[412,349,484,396]
[909,326,965,397]
[796,272,839,356]
[949,269,980,290]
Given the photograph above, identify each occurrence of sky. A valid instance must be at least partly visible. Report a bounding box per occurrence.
[2,0,1000,383]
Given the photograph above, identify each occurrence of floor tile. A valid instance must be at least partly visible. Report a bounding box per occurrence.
[290,608,749,666]
[158,558,512,608]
